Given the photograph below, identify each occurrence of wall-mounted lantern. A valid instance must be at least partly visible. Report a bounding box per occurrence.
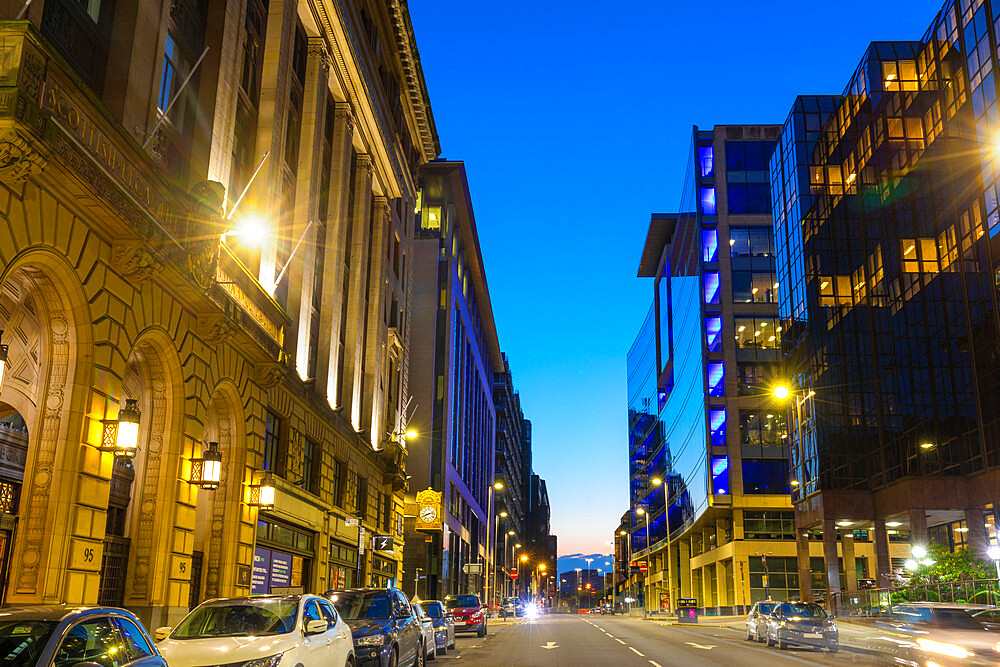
[248,471,276,510]
[101,399,141,459]
[190,441,223,490]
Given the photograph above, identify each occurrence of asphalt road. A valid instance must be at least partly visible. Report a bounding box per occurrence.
[435,613,875,666]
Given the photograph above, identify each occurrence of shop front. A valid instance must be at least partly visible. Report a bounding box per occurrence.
[253,517,315,594]
[329,540,359,592]
[371,555,397,588]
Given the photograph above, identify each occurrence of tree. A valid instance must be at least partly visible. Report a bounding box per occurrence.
[908,544,993,585]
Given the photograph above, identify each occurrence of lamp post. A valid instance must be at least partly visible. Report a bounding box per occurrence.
[519,553,529,600]
[636,508,651,614]
[504,530,515,599]
[574,567,582,608]
[585,557,594,607]
[494,510,507,608]
[486,480,504,610]
[988,546,1000,604]
[513,543,522,597]
[772,385,815,491]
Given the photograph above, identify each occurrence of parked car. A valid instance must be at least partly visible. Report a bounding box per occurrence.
[410,603,437,662]
[157,594,353,667]
[444,594,487,637]
[327,587,424,667]
[765,601,839,652]
[500,597,524,617]
[870,603,1000,665]
[421,600,455,654]
[745,600,777,643]
[0,605,166,667]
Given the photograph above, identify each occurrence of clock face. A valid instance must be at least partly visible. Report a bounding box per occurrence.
[419,505,438,522]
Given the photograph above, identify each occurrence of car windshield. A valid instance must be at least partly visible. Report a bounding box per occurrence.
[779,603,827,618]
[331,592,392,620]
[934,609,983,630]
[172,599,299,638]
[0,620,57,666]
[757,603,775,615]
[445,595,480,609]
[425,602,444,617]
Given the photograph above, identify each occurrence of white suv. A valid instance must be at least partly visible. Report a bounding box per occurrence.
[156,594,354,667]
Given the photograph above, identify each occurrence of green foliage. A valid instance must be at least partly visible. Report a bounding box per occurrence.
[908,544,994,585]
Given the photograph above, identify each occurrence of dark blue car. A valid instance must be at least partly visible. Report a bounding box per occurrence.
[0,605,166,666]
[327,587,423,667]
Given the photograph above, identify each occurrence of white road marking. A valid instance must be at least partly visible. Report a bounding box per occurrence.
[541,642,559,650]
[685,642,715,650]
[630,647,645,656]
[615,638,626,644]
[649,662,663,667]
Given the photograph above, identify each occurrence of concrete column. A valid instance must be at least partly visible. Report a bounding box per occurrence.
[822,519,842,600]
[361,197,390,443]
[965,508,987,556]
[909,509,928,545]
[679,539,692,599]
[796,528,813,602]
[342,155,374,430]
[842,533,857,593]
[873,519,892,589]
[715,561,727,608]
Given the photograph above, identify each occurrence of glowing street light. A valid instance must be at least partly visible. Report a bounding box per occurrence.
[101,399,142,459]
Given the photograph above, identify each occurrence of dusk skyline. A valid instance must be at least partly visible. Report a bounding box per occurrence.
[409,0,945,555]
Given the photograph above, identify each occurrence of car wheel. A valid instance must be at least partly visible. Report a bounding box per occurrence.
[827,642,839,654]
[746,628,753,642]
[766,632,775,647]
[778,636,788,650]
[477,622,486,638]
[438,641,447,655]
[415,640,425,667]
[428,640,436,661]
[388,646,398,667]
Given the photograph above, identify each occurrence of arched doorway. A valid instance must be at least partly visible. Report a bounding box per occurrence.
[0,409,26,605]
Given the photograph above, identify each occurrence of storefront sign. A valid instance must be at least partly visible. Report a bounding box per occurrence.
[252,546,295,594]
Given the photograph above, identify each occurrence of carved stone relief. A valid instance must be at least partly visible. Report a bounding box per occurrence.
[111,243,163,282]
[0,130,45,183]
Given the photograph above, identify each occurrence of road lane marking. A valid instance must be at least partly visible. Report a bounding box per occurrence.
[615,638,626,644]
[685,642,715,650]
[629,647,645,656]
[541,642,558,650]
[665,625,819,666]
[649,662,663,667]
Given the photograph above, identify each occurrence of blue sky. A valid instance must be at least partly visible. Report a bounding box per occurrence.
[407,1,945,555]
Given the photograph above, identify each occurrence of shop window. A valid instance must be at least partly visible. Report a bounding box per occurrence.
[748,555,799,603]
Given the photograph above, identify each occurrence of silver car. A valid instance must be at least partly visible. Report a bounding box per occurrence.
[411,603,437,662]
[745,600,777,643]
[422,600,456,653]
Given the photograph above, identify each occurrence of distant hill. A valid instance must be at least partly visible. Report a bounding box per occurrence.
[558,553,613,576]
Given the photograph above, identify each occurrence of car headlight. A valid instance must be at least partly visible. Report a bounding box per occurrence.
[241,655,284,667]
[916,637,973,659]
[995,640,1000,653]
[355,634,387,647]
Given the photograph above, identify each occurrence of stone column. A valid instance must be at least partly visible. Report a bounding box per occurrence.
[796,528,813,602]
[316,103,355,408]
[342,154,374,430]
[361,197,390,443]
[822,518,842,602]
[873,519,892,589]
[909,508,928,545]
[287,39,331,380]
[715,561,728,608]
[965,508,987,555]
[678,539,692,599]
[842,532,857,593]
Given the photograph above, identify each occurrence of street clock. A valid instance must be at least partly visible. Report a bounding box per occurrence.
[414,488,442,531]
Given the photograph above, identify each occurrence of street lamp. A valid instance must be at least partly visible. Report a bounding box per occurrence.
[636,508,651,614]
[486,480,505,610]
[773,384,816,490]
[988,546,1000,582]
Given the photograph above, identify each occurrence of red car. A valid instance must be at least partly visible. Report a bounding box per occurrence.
[445,594,488,637]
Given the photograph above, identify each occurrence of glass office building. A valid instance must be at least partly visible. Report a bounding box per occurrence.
[624,126,887,612]
[771,2,1000,603]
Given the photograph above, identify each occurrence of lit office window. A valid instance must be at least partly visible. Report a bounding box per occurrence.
[698,145,714,177]
[704,272,720,304]
[700,187,717,215]
[707,362,724,397]
[705,316,722,352]
[709,409,726,447]
[711,456,729,495]
[702,228,718,263]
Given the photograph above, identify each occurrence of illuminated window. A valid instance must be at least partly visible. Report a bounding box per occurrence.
[705,316,722,352]
[707,362,724,397]
[700,187,717,216]
[421,205,442,231]
[900,238,940,273]
[698,145,714,177]
[709,409,726,447]
[702,228,718,263]
[704,272,720,304]
[734,316,781,349]
[711,456,729,495]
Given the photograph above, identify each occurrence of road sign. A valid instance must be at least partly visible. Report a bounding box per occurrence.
[345,517,360,527]
[509,570,519,580]
[373,535,394,551]
[638,562,648,575]
[358,527,366,555]
[462,563,483,575]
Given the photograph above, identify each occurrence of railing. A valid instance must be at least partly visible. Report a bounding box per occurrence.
[829,579,1000,616]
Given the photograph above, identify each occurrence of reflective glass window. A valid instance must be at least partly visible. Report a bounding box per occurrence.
[742,459,790,494]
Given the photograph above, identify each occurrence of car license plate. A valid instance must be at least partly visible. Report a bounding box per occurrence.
[803,632,822,638]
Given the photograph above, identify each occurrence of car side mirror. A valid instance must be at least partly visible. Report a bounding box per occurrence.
[305,619,329,635]
[154,627,172,642]
[395,610,411,620]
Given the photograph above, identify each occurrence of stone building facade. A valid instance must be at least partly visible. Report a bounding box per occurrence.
[0,0,437,627]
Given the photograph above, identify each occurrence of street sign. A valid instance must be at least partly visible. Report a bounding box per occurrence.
[509,570,519,580]
[373,535,394,551]
[345,517,360,527]
[462,563,483,575]
[638,562,648,575]
[358,527,366,555]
